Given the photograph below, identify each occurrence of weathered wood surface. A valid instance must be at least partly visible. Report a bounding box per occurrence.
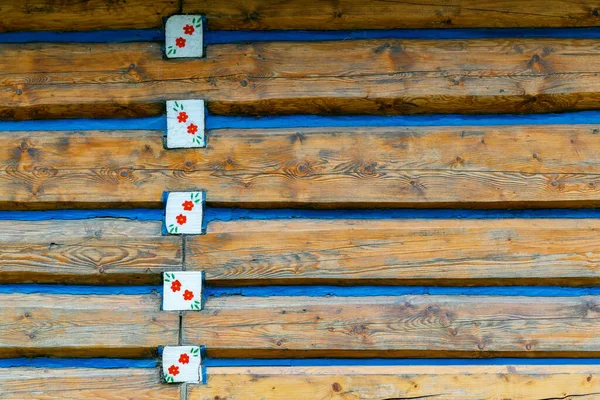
[0,0,178,32]
[0,219,182,284]
[4,125,600,208]
[188,0,600,30]
[4,39,600,119]
[183,295,600,358]
[0,368,179,400]
[188,218,600,286]
[190,365,600,400]
[0,293,178,358]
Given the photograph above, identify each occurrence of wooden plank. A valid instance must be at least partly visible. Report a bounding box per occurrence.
[0,219,182,284]
[3,39,600,119]
[187,218,600,286]
[187,0,600,30]
[0,368,179,400]
[4,125,600,208]
[0,293,178,358]
[190,365,600,400]
[183,295,600,358]
[0,0,178,32]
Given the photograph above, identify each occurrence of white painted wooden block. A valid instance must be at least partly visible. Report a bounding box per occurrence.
[163,271,203,311]
[166,100,206,148]
[165,191,205,235]
[165,15,203,58]
[162,346,202,383]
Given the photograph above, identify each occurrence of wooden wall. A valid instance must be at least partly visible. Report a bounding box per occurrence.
[2,1,600,399]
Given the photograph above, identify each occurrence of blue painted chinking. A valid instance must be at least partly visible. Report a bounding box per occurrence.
[4,27,600,44]
[6,207,600,223]
[0,358,157,368]
[3,357,600,369]
[1,283,599,298]
[4,111,600,132]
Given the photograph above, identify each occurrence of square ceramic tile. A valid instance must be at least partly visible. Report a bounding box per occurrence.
[163,271,203,311]
[166,100,205,148]
[162,346,202,383]
[165,191,205,235]
[166,15,203,58]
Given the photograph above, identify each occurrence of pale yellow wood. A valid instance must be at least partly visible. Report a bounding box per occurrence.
[0,368,180,400]
[0,219,182,284]
[189,218,600,286]
[0,293,178,358]
[190,365,600,400]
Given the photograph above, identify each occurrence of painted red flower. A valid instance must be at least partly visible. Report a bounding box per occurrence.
[183,290,194,301]
[182,200,194,211]
[187,123,198,135]
[176,214,187,225]
[183,24,195,35]
[176,37,186,48]
[179,353,190,364]
[168,365,179,376]
[177,111,188,123]
[171,280,181,292]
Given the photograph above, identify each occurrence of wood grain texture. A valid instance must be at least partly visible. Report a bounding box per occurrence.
[0,0,178,32]
[0,219,182,284]
[183,295,600,358]
[0,368,179,400]
[4,125,600,208]
[188,218,600,286]
[3,39,600,119]
[190,365,600,400]
[0,293,178,358]
[187,0,600,30]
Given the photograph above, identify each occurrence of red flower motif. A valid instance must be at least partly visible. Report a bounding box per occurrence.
[179,353,190,364]
[187,124,198,135]
[171,280,181,292]
[177,111,188,123]
[183,290,194,301]
[183,24,195,35]
[168,365,179,376]
[182,200,194,211]
[176,214,187,225]
[176,37,186,48]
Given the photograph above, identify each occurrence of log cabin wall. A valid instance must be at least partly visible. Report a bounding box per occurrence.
[2,1,600,398]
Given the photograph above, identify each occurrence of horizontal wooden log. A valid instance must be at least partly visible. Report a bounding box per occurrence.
[0,219,182,284]
[0,368,179,400]
[188,218,600,286]
[0,0,178,32]
[187,0,600,30]
[0,293,178,358]
[190,365,600,400]
[3,39,600,119]
[183,295,600,358]
[4,125,600,208]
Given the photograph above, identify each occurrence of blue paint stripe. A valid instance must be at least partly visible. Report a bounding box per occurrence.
[0,30,163,43]
[0,285,160,295]
[204,358,600,367]
[0,116,165,131]
[206,286,600,297]
[1,284,598,297]
[2,357,599,369]
[206,112,600,129]
[205,27,600,43]
[7,207,600,222]
[0,209,163,221]
[5,27,600,44]
[3,112,600,132]
[204,208,600,222]
[0,358,157,368]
